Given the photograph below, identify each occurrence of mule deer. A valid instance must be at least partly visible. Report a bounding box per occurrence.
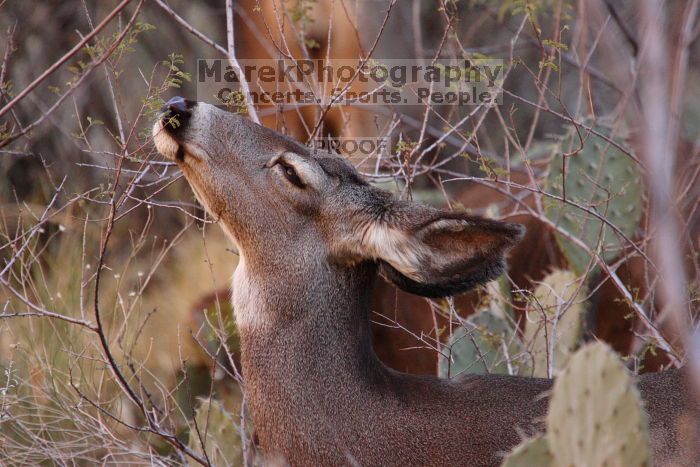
[154,97,696,466]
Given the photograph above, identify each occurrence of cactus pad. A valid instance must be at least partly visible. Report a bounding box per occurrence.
[501,436,553,467]
[523,270,586,377]
[438,309,530,377]
[546,342,651,466]
[546,123,642,273]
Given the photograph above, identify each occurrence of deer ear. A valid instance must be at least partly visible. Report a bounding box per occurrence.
[362,204,524,298]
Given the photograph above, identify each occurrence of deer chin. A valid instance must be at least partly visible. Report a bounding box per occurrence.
[153,120,237,255]
[219,222,241,255]
[152,120,180,160]
[184,175,218,219]
[180,173,241,256]
[152,121,209,163]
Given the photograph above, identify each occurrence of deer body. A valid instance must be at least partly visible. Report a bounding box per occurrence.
[236,259,553,466]
[154,98,695,466]
[235,258,687,466]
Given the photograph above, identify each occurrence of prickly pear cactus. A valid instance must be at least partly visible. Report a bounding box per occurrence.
[501,436,553,467]
[438,309,530,377]
[546,123,642,274]
[501,342,652,467]
[523,270,586,377]
[188,398,243,466]
[546,342,651,467]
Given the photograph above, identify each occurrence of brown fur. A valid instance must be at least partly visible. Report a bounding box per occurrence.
[154,101,697,466]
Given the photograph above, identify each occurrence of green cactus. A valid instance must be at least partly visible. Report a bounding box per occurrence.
[438,309,530,377]
[188,398,243,466]
[547,342,651,466]
[501,342,652,467]
[523,270,587,377]
[501,436,553,467]
[546,123,643,274]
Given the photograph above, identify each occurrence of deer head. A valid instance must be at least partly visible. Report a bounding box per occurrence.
[153,98,524,300]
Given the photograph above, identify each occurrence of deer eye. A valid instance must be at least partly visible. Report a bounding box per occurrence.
[278,161,304,188]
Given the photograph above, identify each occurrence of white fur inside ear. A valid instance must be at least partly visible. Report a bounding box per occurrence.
[362,223,423,281]
[424,218,470,234]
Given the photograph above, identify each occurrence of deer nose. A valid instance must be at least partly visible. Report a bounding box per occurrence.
[161,96,194,132]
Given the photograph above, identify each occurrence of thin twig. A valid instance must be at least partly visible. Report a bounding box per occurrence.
[0,0,132,119]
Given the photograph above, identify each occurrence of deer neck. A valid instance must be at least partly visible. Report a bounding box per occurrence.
[232,253,383,387]
[232,253,388,457]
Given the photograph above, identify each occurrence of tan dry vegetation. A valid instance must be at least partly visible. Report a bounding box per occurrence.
[134,227,236,385]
